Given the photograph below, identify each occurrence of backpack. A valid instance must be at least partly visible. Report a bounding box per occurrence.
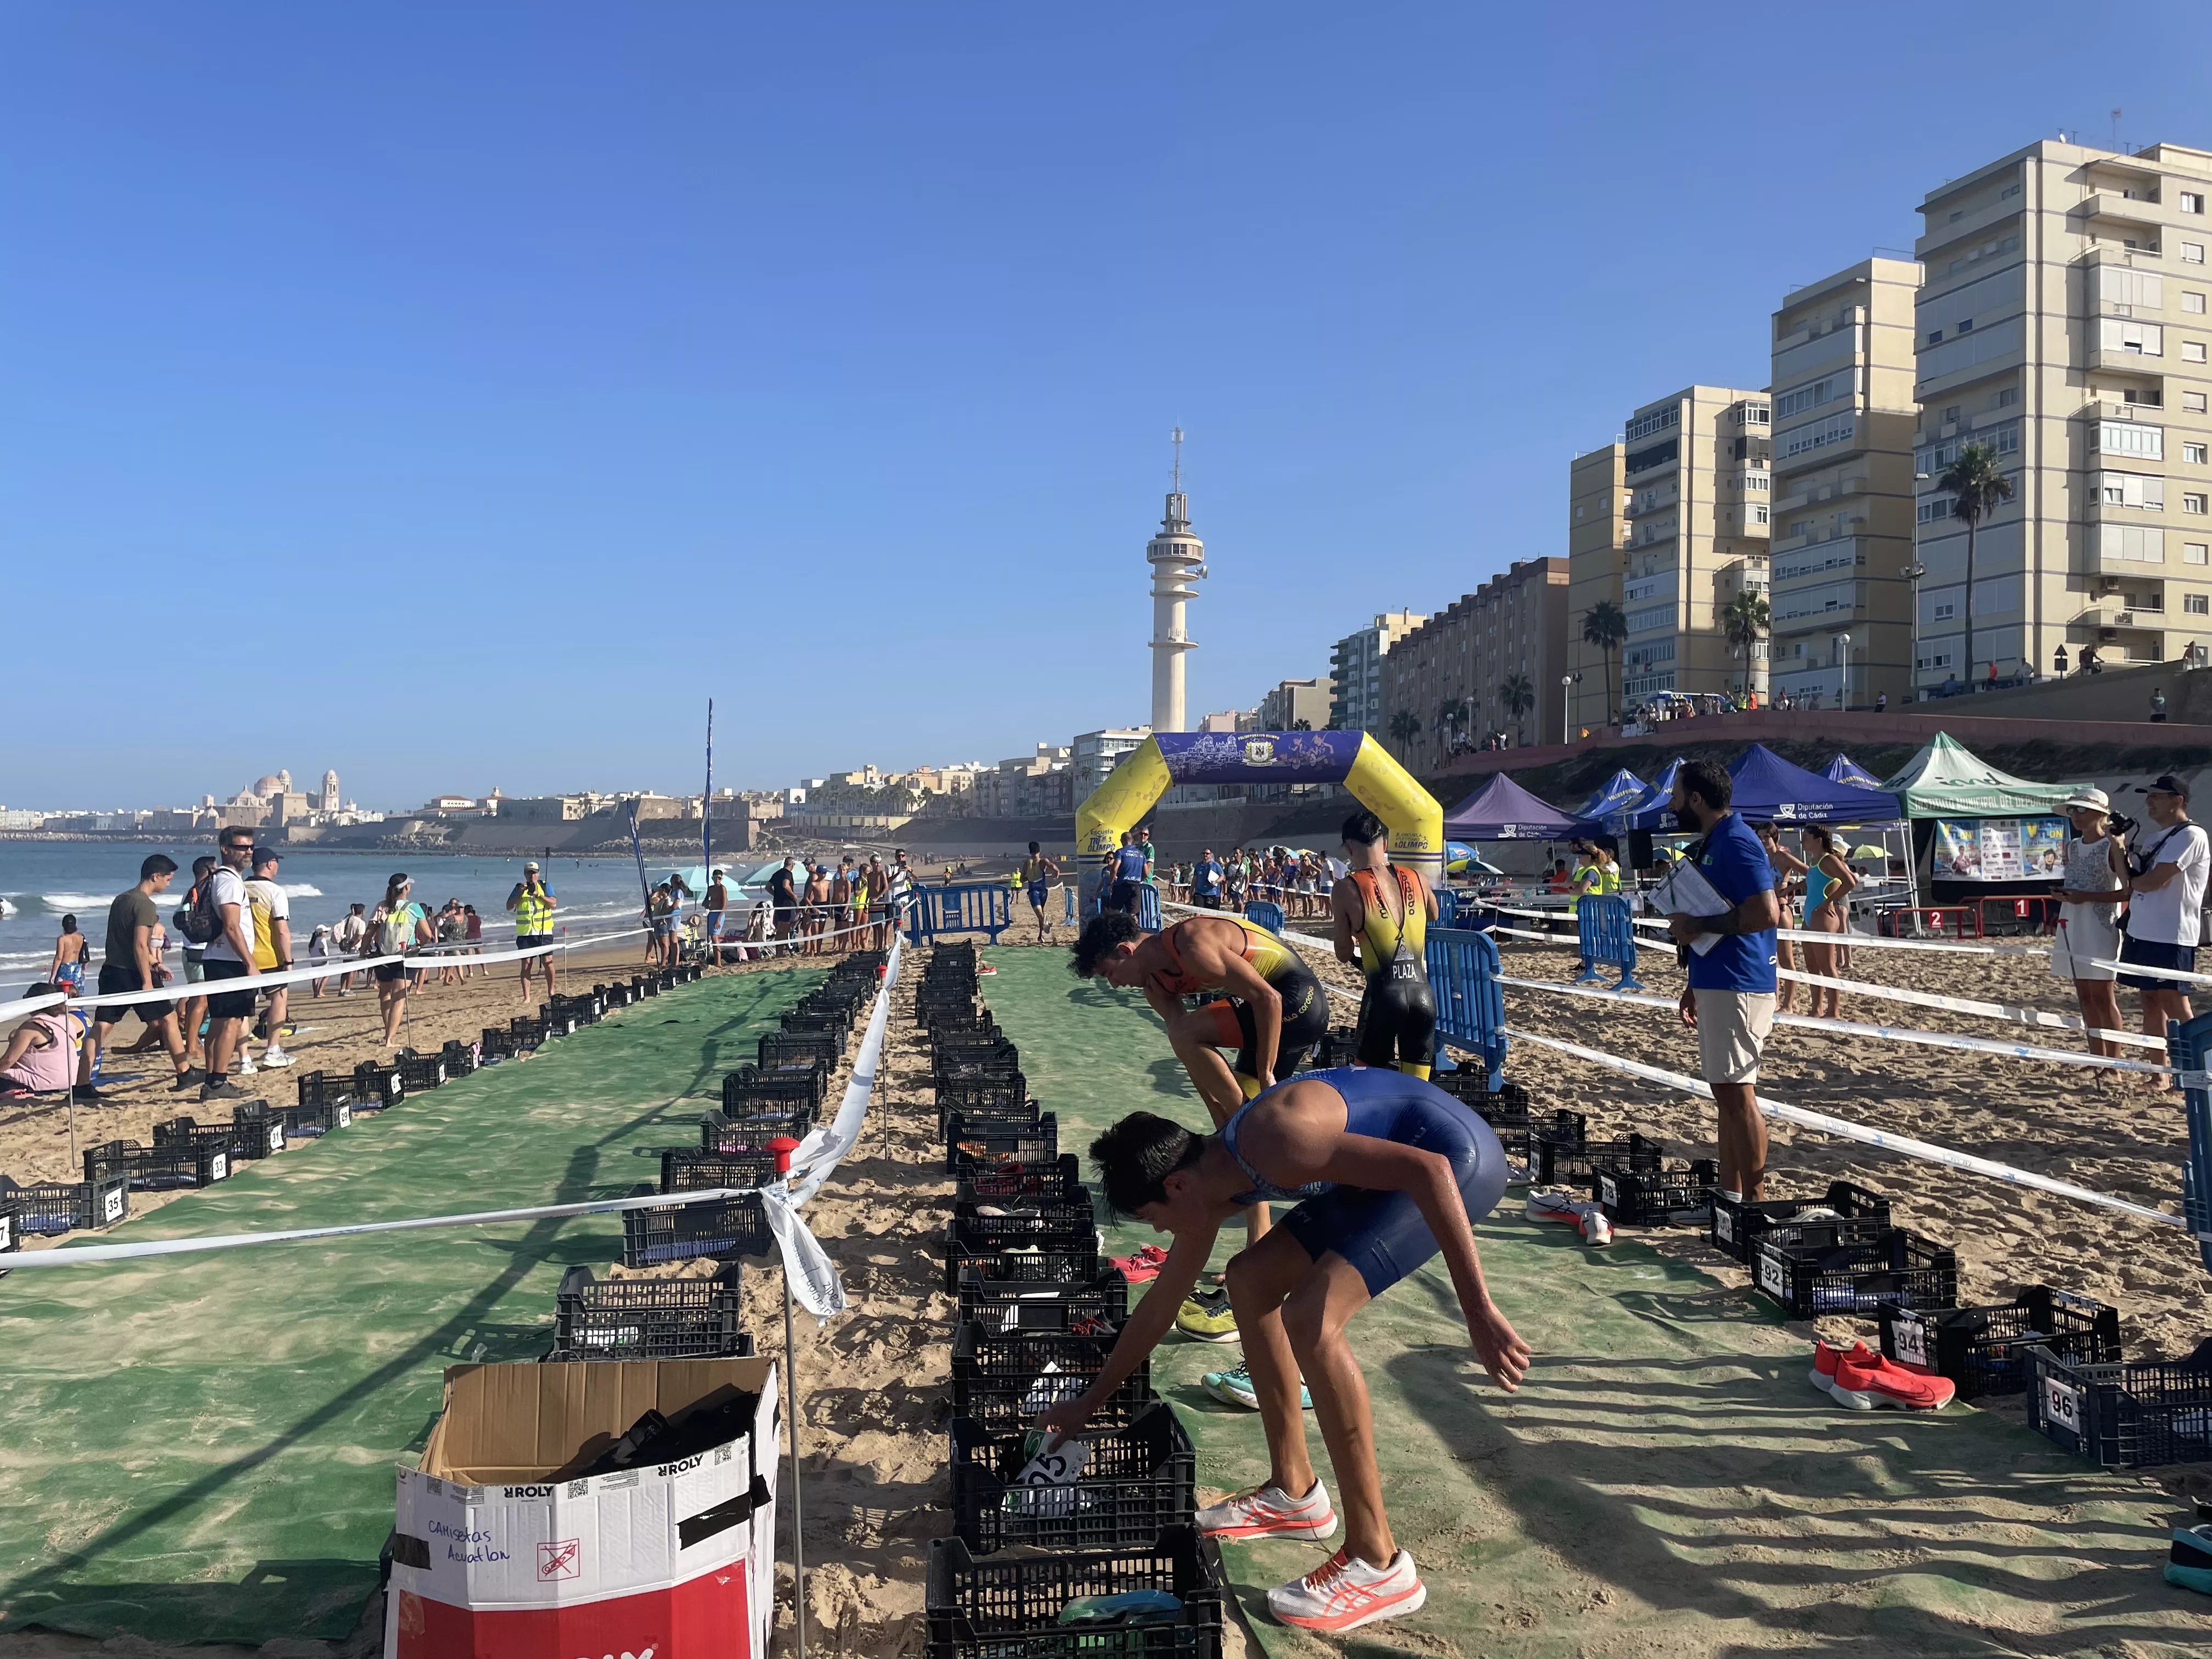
[177,879,225,946]
[381,902,417,955]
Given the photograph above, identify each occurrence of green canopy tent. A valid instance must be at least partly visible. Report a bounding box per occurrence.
[1880,732,2096,903]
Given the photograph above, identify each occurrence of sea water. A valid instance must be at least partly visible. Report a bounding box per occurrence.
[0,843,698,985]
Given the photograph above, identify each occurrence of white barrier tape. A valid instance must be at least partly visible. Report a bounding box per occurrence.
[1774,967,2169,1051]
[0,1184,761,1268]
[2083,954,2212,987]
[1489,902,2036,957]
[1497,1024,2194,1233]
[1495,973,2194,1081]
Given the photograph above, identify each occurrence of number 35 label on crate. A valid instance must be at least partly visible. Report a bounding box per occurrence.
[1889,1316,1928,1369]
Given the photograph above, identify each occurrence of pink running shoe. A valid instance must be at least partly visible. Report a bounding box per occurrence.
[1107,1244,1169,1284]
[1197,1476,1338,1542]
[1267,1547,1425,1633]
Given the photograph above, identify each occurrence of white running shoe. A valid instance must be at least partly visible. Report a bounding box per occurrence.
[234,1053,257,1075]
[1523,1189,1582,1224]
[1578,1208,1613,1246]
[1267,1547,1426,1633]
[1196,1476,1337,1542]
[261,1047,296,1069]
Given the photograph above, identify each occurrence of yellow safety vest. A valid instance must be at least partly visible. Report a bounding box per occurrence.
[515,883,555,935]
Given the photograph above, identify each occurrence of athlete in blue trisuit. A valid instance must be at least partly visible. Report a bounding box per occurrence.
[1037,1065,1527,1635]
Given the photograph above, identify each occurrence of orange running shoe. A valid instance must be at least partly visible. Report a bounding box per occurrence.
[1267,1547,1426,1633]
[1196,1477,1337,1542]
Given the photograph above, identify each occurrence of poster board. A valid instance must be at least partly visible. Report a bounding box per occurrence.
[1931,816,2067,882]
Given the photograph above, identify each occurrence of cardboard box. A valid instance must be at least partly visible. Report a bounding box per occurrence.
[386,1358,779,1658]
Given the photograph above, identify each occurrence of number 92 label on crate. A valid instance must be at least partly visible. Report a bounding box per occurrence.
[1756,1250,1787,1300]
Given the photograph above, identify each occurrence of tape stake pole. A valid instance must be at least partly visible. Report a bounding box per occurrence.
[786,1275,808,1659]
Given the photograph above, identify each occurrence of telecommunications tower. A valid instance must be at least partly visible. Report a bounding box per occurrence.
[1146,427,1206,733]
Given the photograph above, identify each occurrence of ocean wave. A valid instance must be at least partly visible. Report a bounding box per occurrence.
[280,883,324,898]
[38,893,110,912]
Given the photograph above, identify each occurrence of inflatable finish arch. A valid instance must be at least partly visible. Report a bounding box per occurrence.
[1076,730,1443,915]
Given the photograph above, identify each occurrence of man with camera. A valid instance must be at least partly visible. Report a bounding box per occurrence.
[506,859,560,1006]
[2116,774,2209,1084]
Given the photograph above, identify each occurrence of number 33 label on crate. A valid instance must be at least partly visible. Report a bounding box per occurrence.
[1890,1316,1928,1369]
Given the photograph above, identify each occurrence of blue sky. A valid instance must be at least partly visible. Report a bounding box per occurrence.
[5,3,2209,808]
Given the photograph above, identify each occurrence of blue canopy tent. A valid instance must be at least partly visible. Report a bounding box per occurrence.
[1571,768,1649,827]
[1727,743,1900,822]
[1822,753,1886,790]
[1441,772,1585,840]
[1610,757,1685,833]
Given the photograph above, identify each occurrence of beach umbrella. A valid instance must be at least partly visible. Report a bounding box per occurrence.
[1823,753,1887,790]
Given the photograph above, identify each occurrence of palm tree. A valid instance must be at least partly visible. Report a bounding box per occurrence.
[1582,600,1629,724]
[1500,673,1535,746]
[1386,708,1422,760]
[1722,589,1771,699]
[1937,441,2015,686]
[1290,718,1312,731]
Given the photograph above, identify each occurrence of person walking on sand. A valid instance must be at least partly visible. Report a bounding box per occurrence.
[1661,760,1780,1201]
[703,868,729,952]
[508,860,560,1003]
[47,915,91,998]
[174,856,218,1067]
[2116,774,2209,1087]
[81,854,199,1099]
[196,827,263,1102]
[333,901,367,995]
[764,860,800,956]
[2051,787,2131,1084]
[245,848,296,1068]
[1795,823,1857,1020]
[373,872,437,1047]
[1036,1073,1526,1634]
[1021,842,1063,941]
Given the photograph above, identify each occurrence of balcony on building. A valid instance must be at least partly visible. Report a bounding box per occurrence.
[2079,189,2165,233]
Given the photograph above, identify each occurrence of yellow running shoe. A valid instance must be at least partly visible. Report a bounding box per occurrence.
[1176,1288,1239,1342]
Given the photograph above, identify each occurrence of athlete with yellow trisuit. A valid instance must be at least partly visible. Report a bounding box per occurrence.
[1330,809,1440,1077]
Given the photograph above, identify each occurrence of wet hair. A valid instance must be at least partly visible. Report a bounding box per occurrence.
[60,915,78,933]
[1090,1112,1207,1217]
[1341,809,1386,847]
[1029,840,1041,854]
[140,854,179,881]
[1070,910,1142,977]
[1801,822,1836,851]
[1678,759,1733,813]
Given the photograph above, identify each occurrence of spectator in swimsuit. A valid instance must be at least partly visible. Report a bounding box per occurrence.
[1037,1069,1527,1637]
[1020,840,1062,941]
[47,916,90,996]
[1329,810,1439,1079]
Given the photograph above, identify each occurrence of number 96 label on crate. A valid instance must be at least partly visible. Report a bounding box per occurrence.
[2043,1374,2083,1437]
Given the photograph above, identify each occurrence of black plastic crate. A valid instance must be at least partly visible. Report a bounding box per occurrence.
[1708,1180,1892,1264]
[1750,1227,1958,1318]
[600,981,633,1009]
[1595,1153,1718,1227]
[1533,1125,1660,1189]
[700,1106,817,1154]
[661,1149,782,1194]
[635,974,657,998]
[2027,1343,2212,1469]
[354,1060,404,1105]
[760,1030,842,1072]
[439,1040,479,1079]
[84,1138,231,1191]
[0,1195,19,1255]
[279,1099,352,1139]
[936,1076,1030,1120]
[935,1046,1024,1086]
[951,1402,1195,1554]
[957,1267,1128,1335]
[948,1113,1059,1174]
[945,1216,1100,1294]
[1880,1286,2120,1401]
[511,1014,552,1045]
[723,1061,828,1114]
[549,1264,753,1361]
[479,1026,518,1061]
[0,1175,128,1235]
[619,1182,771,1266]
[296,1070,335,1108]
[926,1526,1221,1659]
[938,1092,1040,1141]
[960,1153,1086,1204]
[951,1324,1155,1432]
[394,1050,447,1092]
[152,1111,285,1161]
[538,1006,579,1039]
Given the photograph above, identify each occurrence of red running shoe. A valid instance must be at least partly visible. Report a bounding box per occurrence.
[1108,1244,1169,1284]
[1831,1348,1955,1411]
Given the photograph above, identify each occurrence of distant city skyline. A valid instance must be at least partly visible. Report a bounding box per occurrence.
[6,4,2208,802]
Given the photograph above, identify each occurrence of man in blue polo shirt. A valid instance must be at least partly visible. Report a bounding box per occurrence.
[1663,759,1781,1200]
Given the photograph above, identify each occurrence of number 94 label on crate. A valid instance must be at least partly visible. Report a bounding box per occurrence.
[1888,1314,1928,1370]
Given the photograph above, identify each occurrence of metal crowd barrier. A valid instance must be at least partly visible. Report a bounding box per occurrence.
[1573,894,1645,992]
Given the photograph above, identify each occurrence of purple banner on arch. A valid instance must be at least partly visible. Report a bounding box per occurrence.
[1155,730,1364,785]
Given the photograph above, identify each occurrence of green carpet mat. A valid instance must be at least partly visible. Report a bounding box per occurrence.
[979,949,2205,1658]
[0,969,817,1645]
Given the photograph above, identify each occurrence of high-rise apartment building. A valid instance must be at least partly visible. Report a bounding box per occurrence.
[1565,444,1628,729]
[1912,139,2212,687]
[1257,675,1335,731]
[1328,611,1425,732]
[1377,558,1570,773]
[1767,257,1922,706]
[1613,387,1772,710]
[1071,727,1152,803]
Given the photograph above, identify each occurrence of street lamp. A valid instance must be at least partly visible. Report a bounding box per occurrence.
[1836,631,1853,710]
[1903,469,1931,702]
[1560,674,1575,745]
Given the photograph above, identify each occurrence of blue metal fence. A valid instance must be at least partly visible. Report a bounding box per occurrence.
[1573,894,1644,991]
[903,882,1015,945]
[1425,926,1508,1089]
[1243,899,1285,935]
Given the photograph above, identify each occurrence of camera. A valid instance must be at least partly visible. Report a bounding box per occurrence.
[2108,811,2138,843]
